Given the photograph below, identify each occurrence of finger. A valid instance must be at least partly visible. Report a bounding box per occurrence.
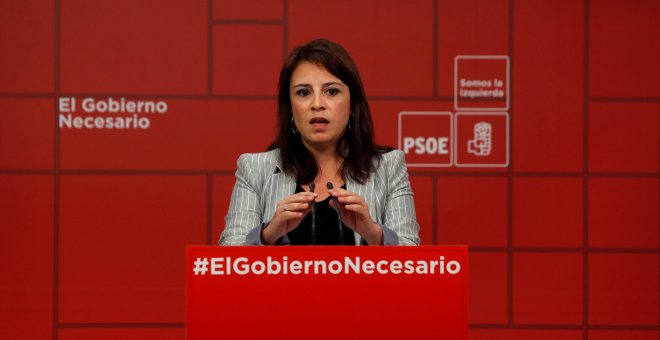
[336,195,365,205]
[328,188,352,197]
[328,198,340,212]
[295,191,317,198]
[287,192,318,203]
[280,211,305,219]
[329,200,360,232]
[282,202,310,212]
[286,209,313,232]
[329,199,349,218]
[278,194,316,214]
[342,203,369,215]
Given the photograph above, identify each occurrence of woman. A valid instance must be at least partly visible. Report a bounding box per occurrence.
[220,39,420,246]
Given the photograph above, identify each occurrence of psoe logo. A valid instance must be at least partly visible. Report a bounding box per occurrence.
[403,136,450,155]
[398,112,452,167]
[454,112,509,167]
[467,122,492,156]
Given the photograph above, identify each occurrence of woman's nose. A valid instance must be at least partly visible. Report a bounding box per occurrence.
[311,92,325,111]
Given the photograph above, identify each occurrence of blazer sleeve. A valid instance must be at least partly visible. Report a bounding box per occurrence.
[219,154,264,245]
[382,150,421,246]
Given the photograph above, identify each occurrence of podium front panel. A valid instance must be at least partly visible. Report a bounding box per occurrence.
[186,246,468,339]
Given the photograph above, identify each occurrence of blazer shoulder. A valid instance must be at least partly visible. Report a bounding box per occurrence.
[378,149,406,168]
[236,149,281,180]
[237,149,279,167]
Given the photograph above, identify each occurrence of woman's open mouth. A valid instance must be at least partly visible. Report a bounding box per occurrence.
[309,117,329,129]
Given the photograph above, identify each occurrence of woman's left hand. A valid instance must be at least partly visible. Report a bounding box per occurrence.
[328,187,383,245]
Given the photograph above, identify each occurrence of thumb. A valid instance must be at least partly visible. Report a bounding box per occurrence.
[329,198,345,215]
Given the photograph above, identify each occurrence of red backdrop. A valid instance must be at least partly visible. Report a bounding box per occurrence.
[1,0,658,339]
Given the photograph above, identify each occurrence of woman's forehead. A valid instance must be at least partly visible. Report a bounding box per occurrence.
[290,61,344,86]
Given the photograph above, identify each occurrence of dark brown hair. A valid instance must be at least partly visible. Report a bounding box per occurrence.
[268,38,392,184]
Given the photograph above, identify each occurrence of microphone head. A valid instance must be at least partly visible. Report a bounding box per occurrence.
[326,182,334,190]
[309,182,315,192]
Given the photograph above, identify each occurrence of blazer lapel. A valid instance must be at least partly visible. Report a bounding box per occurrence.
[347,176,379,223]
[263,157,296,223]
[347,176,380,246]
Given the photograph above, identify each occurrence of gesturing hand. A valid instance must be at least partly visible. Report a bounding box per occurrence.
[262,192,317,244]
[328,187,383,245]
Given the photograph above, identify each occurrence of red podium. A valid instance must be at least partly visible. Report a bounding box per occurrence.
[186,246,468,340]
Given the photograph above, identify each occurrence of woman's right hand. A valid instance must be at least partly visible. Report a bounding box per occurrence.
[261,192,317,244]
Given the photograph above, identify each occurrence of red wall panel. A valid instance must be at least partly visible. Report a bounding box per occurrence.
[589,330,660,340]
[512,253,583,324]
[513,177,583,247]
[469,252,508,324]
[589,0,660,97]
[0,0,54,93]
[61,0,207,94]
[59,328,185,340]
[0,175,53,340]
[589,102,659,173]
[588,253,659,325]
[0,99,54,169]
[470,329,583,340]
[59,175,206,323]
[437,176,508,247]
[512,0,584,172]
[213,0,283,20]
[588,178,659,248]
[213,25,283,95]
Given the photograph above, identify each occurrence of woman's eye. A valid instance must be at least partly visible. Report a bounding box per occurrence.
[296,89,310,96]
[326,88,339,96]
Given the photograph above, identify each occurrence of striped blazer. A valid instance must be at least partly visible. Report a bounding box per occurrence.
[219,149,420,246]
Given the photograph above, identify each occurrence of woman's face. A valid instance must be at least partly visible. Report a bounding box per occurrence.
[290,61,350,151]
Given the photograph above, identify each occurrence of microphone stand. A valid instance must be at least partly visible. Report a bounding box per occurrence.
[326,182,344,245]
[310,183,316,245]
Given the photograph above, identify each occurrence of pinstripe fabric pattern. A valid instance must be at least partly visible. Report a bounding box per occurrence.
[219,149,421,245]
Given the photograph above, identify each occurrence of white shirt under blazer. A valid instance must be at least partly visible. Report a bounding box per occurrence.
[219,149,420,246]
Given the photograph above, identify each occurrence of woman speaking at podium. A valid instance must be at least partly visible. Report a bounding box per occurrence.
[220,39,420,246]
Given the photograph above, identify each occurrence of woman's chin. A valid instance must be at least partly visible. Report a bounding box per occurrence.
[301,137,340,150]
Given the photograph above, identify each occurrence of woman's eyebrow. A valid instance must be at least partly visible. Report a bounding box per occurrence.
[322,81,346,87]
[291,81,345,88]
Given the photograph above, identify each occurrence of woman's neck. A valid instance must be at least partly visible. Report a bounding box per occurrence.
[301,142,345,188]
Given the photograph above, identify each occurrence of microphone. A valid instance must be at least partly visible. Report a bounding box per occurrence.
[326,182,344,245]
[309,182,316,245]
